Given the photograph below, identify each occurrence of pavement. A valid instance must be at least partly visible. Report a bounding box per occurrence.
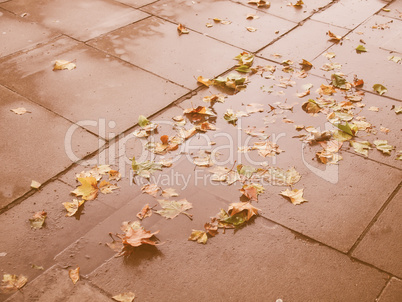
[0,0,401,301]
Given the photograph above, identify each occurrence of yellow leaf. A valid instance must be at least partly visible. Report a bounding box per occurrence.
[71,177,98,200]
[99,180,119,194]
[1,274,27,293]
[11,107,30,115]
[280,188,307,205]
[246,27,257,32]
[53,60,76,71]
[112,292,136,302]
[197,76,214,87]
[30,180,41,189]
[63,199,85,217]
[188,230,208,244]
[177,23,189,35]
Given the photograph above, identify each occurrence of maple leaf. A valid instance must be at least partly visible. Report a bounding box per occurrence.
[69,267,80,285]
[214,73,247,90]
[246,103,264,113]
[29,211,47,229]
[336,122,357,136]
[71,176,98,201]
[195,121,216,132]
[63,199,85,217]
[188,230,208,244]
[99,180,119,194]
[240,183,265,201]
[373,140,394,155]
[141,184,159,197]
[234,52,254,67]
[350,140,371,156]
[302,99,321,115]
[252,141,283,157]
[204,222,219,237]
[280,188,307,205]
[136,204,153,220]
[1,274,27,293]
[258,166,301,186]
[156,199,193,220]
[327,31,342,42]
[193,150,213,167]
[197,76,214,87]
[331,74,351,90]
[161,188,179,198]
[373,84,387,95]
[203,94,226,103]
[109,170,122,181]
[53,60,76,71]
[30,180,41,189]
[299,59,312,70]
[290,0,304,7]
[209,166,240,185]
[132,157,162,179]
[225,202,259,225]
[112,292,136,302]
[317,84,336,95]
[177,23,189,35]
[237,164,257,179]
[11,107,30,115]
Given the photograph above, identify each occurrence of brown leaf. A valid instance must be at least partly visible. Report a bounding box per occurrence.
[69,267,80,285]
[136,204,153,220]
[1,274,27,293]
[53,60,76,71]
[141,184,159,197]
[112,292,136,302]
[327,31,342,42]
[197,76,214,87]
[177,23,189,35]
[228,202,259,221]
[204,222,218,237]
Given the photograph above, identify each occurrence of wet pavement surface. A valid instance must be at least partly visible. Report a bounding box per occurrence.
[0,0,401,301]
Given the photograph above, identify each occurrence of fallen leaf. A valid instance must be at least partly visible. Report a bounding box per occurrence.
[246,103,264,113]
[193,150,213,167]
[30,180,41,189]
[356,45,367,52]
[299,59,312,70]
[177,23,189,35]
[141,184,159,197]
[195,121,216,132]
[248,0,270,8]
[69,267,80,285]
[224,109,238,125]
[227,202,259,223]
[373,140,394,155]
[31,264,44,270]
[380,126,390,134]
[132,157,163,179]
[197,76,214,87]
[11,107,30,115]
[350,140,371,156]
[204,222,219,237]
[297,90,310,98]
[258,166,301,186]
[394,106,402,114]
[323,52,336,59]
[246,27,257,32]
[240,183,265,201]
[280,188,307,205]
[183,106,216,116]
[317,84,336,95]
[388,55,401,63]
[327,31,342,42]
[136,204,153,220]
[321,62,342,71]
[203,94,226,103]
[161,188,179,198]
[99,180,119,194]
[368,106,379,112]
[372,84,387,95]
[63,199,85,217]
[290,0,304,7]
[156,199,193,220]
[71,176,98,201]
[188,230,208,244]
[214,73,247,90]
[112,292,136,302]
[302,99,321,114]
[109,170,122,181]
[396,151,402,160]
[246,14,260,19]
[252,141,283,157]
[29,211,47,229]
[331,74,350,90]
[53,60,76,71]
[1,274,27,293]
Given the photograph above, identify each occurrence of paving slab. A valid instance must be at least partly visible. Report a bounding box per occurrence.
[237,0,333,23]
[87,16,242,89]
[379,1,402,21]
[89,218,387,301]
[311,0,387,29]
[115,0,156,8]
[0,85,100,209]
[5,265,111,302]
[0,0,149,41]
[0,8,58,58]
[0,36,188,139]
[0,180,118,292]
[142,0,297,52]
[352,188,402,278]
[377,277,402,302]
[258,19,349,63]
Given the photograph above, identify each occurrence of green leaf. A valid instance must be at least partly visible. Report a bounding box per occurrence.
[356,45,367,52]
[373,140,394,155]
[350,140,371,156]
[336,122,356,136]
[235,65,251,73]
[138,115,149,128]
[373,84,387,95]
[224,109,238,124]
[331,74,349,89]
[234,52,254,66]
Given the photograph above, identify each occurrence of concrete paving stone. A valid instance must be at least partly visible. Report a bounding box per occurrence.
[89,218,388,301]
[116,0,169,8]
[236,0,333,23]
[0,0,149,41]
[173,60,402,252]
[379,0,402,21]
[377,277,402,302]
[0,8,59,58]
[0,180,116,295]
[352,188,402,278]
[141,0,297,52]
[53,184,231,276]
[0,85,100,209]
[258,19,349,63]
[87,16,242,89]
[311,0,387,30]
[5,264,111,302]
[0,36,188,139]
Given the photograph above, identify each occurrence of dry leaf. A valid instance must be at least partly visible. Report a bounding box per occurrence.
[161,188,179,198]
[11,107,30,115]
[280,188,307,205]
[112,292,136,302]
[136,204,153,220]
[246,27,257,32]
[53,60,76,71]
[1,274,27,293]
[30,180,41,189]
[71,177,98,200]
[141,184,159,197]
[188,230,208,244]
[156,199,193,220]
[109,170,122,181]
[373,140,394,155]
[248,0,270,8]
[99,180,119,194]
[63,199,85,217]
[177,23,189,35]
[69,267,80,285]
[327,31,342,42]
[29,211,47,229]
[197,76,214,87]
